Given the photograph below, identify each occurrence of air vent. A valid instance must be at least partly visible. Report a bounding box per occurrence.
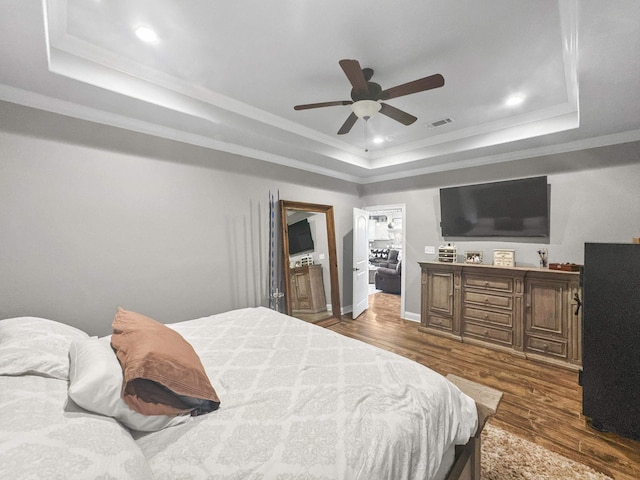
[425,117,455,129]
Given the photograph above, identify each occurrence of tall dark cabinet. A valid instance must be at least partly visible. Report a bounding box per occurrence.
[582,243,640,441]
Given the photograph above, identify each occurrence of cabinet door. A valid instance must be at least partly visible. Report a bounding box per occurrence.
[526,279,567,337]
[307,266,327,311]
[289,275,299,310]
[428,271,455,316]
[525,278,570,361]
[293,270,312,309]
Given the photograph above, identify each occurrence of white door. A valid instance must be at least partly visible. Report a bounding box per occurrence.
[352,208,369,319]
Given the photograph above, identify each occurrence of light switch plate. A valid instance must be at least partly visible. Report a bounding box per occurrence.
[425,246,436,254]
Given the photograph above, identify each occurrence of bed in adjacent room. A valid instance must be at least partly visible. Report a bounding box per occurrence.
[0,306,485,480]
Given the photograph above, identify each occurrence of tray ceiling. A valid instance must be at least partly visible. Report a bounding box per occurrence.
[0,0,638,183]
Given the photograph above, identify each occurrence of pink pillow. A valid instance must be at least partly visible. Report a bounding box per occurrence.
[111,308,220,416]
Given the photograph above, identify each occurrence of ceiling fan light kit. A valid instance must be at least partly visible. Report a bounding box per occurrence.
[294,59,444,135]
[351,100,381,119]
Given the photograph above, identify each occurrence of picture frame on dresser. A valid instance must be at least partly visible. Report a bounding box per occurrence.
[465,251,483,264]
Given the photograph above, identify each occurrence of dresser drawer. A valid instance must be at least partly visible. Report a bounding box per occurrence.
[464,322,513,347]
[464,322,513,346]
[297,299,311,309]
[463,306,513,327]
[426,314,453,331]
[463,291,513,310]
[464,274,514,293]
[525,336,567,359]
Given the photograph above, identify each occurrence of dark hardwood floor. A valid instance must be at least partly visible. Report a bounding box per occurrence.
[328,292,640,480]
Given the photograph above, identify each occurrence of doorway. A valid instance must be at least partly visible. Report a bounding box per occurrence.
[364,204,406,318]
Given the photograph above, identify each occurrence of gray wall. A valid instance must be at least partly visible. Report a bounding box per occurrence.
[2,102,639,332]
[360,145,640,319]
[0,103,359,335]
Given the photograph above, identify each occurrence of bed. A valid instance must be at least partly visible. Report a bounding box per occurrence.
[0,307,481,480]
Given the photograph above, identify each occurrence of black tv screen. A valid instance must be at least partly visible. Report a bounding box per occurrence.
[288,219,315,254]
[440,176,549,237]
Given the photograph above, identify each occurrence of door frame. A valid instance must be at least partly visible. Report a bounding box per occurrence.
[364,203,407,319]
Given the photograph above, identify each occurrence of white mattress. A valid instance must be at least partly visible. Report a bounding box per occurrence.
[134,307,478,480]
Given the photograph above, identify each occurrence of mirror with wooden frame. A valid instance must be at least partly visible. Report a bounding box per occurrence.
[280,200,341,324]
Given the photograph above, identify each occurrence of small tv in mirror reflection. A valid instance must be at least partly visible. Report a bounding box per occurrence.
[288,219,315,254]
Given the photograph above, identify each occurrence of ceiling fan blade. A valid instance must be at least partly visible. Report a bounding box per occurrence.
[379,103,417,125]
[337,112,358,135]
[294,100,352,110]
[339,59,369,94]
[379,74,445,100]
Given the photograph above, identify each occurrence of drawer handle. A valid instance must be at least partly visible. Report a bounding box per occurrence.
[484,281,490,286]
[543,343,549,350]
[484,297,490,303]
[484,329,489,335]
[483,313,489,319]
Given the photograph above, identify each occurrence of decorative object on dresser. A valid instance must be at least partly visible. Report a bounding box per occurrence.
[438,243,457,262]
[299,254,313,267]
[418,261,582,370]
[537,248,548,268]
[492,249,515,267]
[549,262,581,272]
[465,251,483,264]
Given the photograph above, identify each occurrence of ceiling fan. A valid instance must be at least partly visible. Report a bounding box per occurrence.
[294,59,444,135]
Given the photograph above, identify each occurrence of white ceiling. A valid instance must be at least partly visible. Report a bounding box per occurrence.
[1,0,639,183]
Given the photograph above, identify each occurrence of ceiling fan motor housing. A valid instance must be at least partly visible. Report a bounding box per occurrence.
[351,81,382,102]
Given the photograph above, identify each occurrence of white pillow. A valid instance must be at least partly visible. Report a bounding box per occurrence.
[68,337,191,432]
[0,316,89,380]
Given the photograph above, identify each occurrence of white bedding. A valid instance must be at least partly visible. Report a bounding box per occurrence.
[136,307,478,480]
[0,307,477,480]
[0,375,154,480]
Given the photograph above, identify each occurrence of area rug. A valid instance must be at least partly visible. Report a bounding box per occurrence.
[481,423,612,480]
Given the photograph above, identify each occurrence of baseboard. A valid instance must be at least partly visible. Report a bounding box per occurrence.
[343,306,418,322]
[403,311,420,322]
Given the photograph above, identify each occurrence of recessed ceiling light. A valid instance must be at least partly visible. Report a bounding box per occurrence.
[372,136,394,145]
[135,26,159,43]
[505,94,525,107]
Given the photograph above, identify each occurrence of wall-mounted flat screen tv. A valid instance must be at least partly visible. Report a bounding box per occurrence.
[440,176,549,237]
[288,219,315,254]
